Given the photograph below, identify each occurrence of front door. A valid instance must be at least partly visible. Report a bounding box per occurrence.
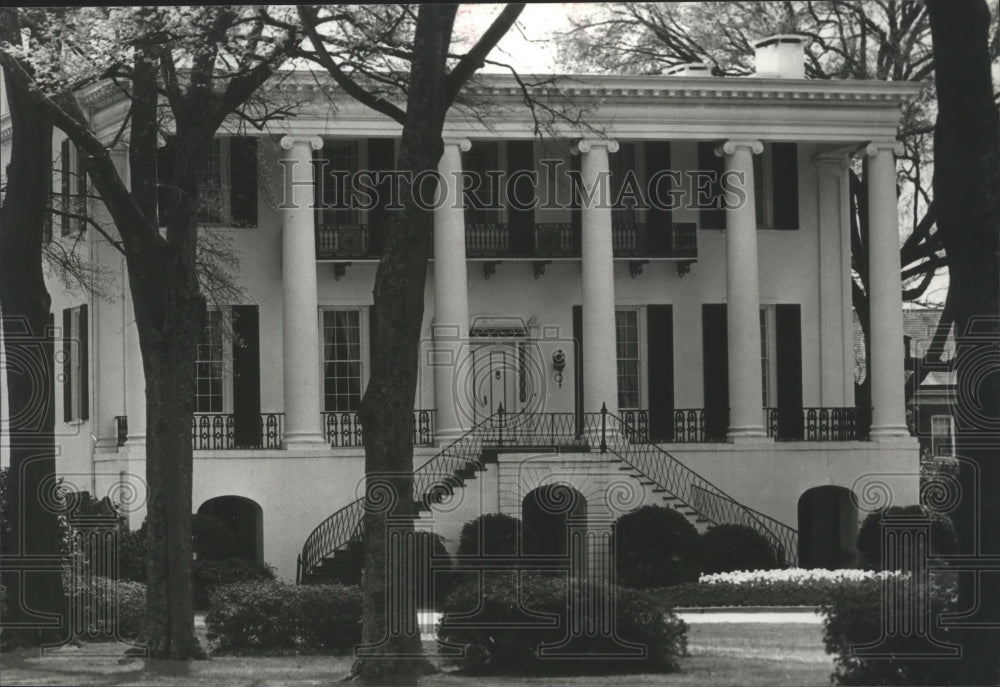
[473,343,520,424]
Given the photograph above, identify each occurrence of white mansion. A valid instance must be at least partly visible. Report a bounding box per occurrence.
[1,36,923,581]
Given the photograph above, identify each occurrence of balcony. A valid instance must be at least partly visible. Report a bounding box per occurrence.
[323,410,436,447]
[617,407,872,443]
[315,222,697,261]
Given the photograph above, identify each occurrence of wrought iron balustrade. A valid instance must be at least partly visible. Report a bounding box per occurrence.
[115,416,128,447]
[315,224,375,259]
[191,413,283,450]
[466,223,510,257]
[534,223,576,257]
[765,407,871,441]
[672,408,728,443]
[323,410,436,447]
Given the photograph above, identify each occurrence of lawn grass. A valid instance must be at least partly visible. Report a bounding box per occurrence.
[0,622,834,686]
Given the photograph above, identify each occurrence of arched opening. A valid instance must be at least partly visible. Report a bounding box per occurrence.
[522,484,588,567]
[197,495,263,565]
[797,486,858,569]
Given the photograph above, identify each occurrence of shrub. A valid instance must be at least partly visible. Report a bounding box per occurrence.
[439,573,687,675]
[206,581,363,655]
[698,524,782,574]
[193,557,275,609]
[456,513,522,557]
[413,531,457,609]
[822,573,959,685]
[117,522,147,582]
[614,506,700,588]
[66,576,146,641]
[856,505,957,570]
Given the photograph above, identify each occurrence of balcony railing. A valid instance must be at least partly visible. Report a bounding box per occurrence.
[765,407,871,441]
[192,413,284,450]
[316,224,376,260]
[673,409,729,443]
[323,410,436,447]
[465,221,698,260]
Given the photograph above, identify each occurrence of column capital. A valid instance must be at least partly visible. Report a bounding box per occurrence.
[860,140,904,158]
[572,138,620,155]
[280,135,323,151]
[715,139,763,157]
[812,153,851,173]
[442,136,472,152]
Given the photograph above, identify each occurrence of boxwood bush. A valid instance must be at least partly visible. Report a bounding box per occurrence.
[614,506,700,588]
[206,581,363,655]
[439,572,687,676]
[66,576,146,641]
[698,524,782,574]
[856,505,957,570]
[193,557,275,609]
[822,572,959,685]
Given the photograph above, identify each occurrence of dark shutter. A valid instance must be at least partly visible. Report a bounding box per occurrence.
[230,137,258,228]
[506,141,534,255]
[702,304,729,440]
[572,306,584,434]
[569,153,582,254]
[79,305,89,421]
[367,138,395,255]
[60,139,71,236]
[75,144,88,233]
[644,142,672,255]
[697,142,725,230]
[47,313,55,422]
[63,308,72,422]
[646,305,674,441]
[771,143,799,230]
[157,142,174,228]
[775,304,803,439]
[232,305,262,448]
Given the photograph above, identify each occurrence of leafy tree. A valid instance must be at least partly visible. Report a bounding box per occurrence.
[0,6,297,658]
[926,1,999,683]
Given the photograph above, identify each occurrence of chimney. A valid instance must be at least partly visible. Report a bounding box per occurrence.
[753,35,807,78]
[662,62,713,77]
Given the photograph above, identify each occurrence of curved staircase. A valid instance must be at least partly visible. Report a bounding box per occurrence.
[296,407,798,584]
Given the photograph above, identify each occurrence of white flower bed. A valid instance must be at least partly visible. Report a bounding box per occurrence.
[698,568,904,585]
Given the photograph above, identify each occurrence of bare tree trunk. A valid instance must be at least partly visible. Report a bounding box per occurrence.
[355,6,456,684]
[0,27,68,648]
[927,0,1000,683]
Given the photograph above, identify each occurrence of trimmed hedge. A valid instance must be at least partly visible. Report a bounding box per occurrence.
[67,576,146,641]
[856,505,957,570]
[456,513,522,557]
[698,524,781,574]
[193,557,275,610]
[822,572,959,685]
[439,573,687,675]
[614,506,700,588]
[206,581,363,655]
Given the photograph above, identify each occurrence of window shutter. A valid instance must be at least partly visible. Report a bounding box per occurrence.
[646,304,674,441]
[697,142,725,230]
[702,304,729,440]
[60,139,71,236]
[569,154,582,254]
[572,305,584,434]
[771,143,799,230]
[75,143,88,232]
[230,137,258,228]
[366,138,396,255]
[63,308,72,422]
[157,142,174,228]
[79,305,89,421]
[775,304,803,439]
[506,140,534,255]
[644,142,672,255]
[232,305,262,448]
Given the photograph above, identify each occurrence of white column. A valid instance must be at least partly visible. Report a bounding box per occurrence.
[573,139,620,414]
[814,154,851,406]
[864,141,909,440]
[717,140,767,441]
[433,137,472,438]
[279,135,326,448]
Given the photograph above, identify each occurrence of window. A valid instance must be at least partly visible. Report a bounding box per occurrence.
[931,415,955,457]
[462,141,502,227]
[316,140,362,228]
[198,139,223,224]
[611,142,640,227]
[697,142,798,230]
[62,305,89,422]
[195,309,225,413]
[158,137,258,228]
[58,139,88,237]
[323,309,363,412]
[760,306,777,407]
[616,310,641,410]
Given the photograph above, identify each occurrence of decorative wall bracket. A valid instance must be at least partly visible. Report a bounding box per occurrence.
[677,260,693,278]
[483,261,500,279]
[629,260,648,279]
[333,262,351,281]
[532,261,551,279]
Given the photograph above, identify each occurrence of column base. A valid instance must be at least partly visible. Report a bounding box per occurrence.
[283,432,329,450]
[868,426,914,442]
[726,427,771,444]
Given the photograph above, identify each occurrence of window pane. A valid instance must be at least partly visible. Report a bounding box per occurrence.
[323,309,363,412]
[194,309,224,413]
[615,310,640,409]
